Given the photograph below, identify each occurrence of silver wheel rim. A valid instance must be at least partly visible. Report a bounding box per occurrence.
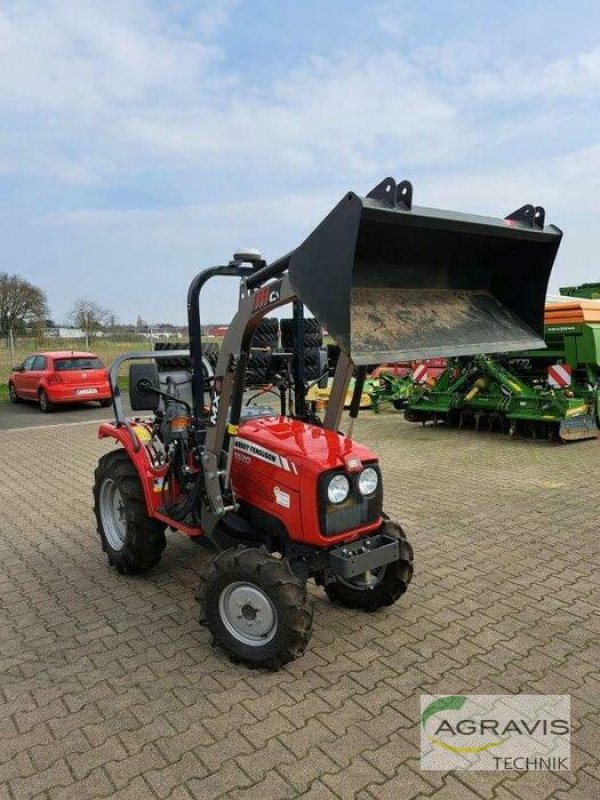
[39,392,47,410]
[218,581,278,646]
[339,567,385,591]
[99,479,127,551]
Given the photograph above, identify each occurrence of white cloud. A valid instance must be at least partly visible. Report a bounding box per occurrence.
[120,50,464,177]
[0,1,468,185]
[3,0,598,192]
[2,1,600,319]
[0,0,220,112]
[416,141,600,216]
[375,4,409,38]
[467,45,600,102]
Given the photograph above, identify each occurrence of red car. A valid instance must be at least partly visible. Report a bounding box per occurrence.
[8,351,112,412]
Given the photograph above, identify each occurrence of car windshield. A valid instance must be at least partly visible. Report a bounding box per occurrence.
[54,357,104,371]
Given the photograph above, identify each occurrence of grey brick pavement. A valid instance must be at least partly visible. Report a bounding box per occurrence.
[1,412,598,799]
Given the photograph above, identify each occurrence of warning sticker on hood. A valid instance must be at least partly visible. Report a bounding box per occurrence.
[274,487,291,508]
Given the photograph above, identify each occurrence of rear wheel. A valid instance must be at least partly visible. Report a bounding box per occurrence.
[99,399,112,408]
[197,547,313,669]
[8,382,20,403]
[39,389,54,413]
[93,449,166,574]
[325,521,413,610]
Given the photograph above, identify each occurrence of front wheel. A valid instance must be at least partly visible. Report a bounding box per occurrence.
[39,389,54,413]
[197,547,313,669]
[325,521,413,610]
[8,383,20,403]
[93,449,166,574]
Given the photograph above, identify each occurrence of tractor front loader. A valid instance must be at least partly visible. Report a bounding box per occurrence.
[93,177,557,668]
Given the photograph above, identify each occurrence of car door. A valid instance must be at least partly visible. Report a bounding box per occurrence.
[29,356,47,398]
[15,356,37,398]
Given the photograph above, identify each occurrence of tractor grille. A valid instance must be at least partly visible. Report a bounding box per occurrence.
[318,465,383,537]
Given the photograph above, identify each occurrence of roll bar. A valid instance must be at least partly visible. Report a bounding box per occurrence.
[187,264,255,421]
[107,349,190,450]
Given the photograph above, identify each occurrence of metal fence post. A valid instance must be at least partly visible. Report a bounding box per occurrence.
[9,328,15,366]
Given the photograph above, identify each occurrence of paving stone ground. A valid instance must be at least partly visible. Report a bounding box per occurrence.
[1,410,599,799]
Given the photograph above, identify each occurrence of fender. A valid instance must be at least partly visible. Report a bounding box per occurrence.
[98,422,203,536]
[98,422,162,511]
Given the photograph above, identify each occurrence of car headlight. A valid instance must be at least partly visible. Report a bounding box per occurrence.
[358,467,379,496]
[327,474,350,504]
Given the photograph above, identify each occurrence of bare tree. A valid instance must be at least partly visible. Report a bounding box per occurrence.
[0,272,49,340]
[68,299,113,348]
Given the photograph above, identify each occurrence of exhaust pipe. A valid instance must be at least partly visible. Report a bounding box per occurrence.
[288,178,562,364]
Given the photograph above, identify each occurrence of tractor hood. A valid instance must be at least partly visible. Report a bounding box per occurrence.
[236,416,376,476]
[287,177,562,364]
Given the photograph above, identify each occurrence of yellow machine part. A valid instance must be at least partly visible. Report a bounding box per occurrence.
[464,377,489,402]
[306,378,372,409]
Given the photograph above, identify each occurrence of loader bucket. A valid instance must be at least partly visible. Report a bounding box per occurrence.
[288,178,562,365]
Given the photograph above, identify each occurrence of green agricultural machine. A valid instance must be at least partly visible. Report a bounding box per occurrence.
[406,296,600,442]
[369,372,414,412]
[560,282,600,299]
[368,360,447,413]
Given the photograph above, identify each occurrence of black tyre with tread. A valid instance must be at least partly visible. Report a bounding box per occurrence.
[197,546,313,669]
[93,449,166,574]
[304,347,325,381]
[246,352,272,386]
[280,318,322,349]
[325,521,413,610]
[8,382,20,403]
[252,319,279,349]
[39,389,54,413]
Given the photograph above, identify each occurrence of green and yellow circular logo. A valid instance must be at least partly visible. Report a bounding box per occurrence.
[421,696,508,754]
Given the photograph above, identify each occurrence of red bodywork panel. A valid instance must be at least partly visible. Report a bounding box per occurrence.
[99,415,382,547]
[98,421,200,536]
[230,416,381,547]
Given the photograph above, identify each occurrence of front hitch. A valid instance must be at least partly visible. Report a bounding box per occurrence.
[327,529,401,580]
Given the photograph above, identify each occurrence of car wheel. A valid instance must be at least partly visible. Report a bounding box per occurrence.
[39,389,54,413]
[99,399,112,408]
[8,382,20,403]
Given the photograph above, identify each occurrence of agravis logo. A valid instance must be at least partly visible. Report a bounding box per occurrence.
[421,696,507,754]
[420,695,570,771]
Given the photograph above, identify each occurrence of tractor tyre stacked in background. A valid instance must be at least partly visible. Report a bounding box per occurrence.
[281,317,325,381]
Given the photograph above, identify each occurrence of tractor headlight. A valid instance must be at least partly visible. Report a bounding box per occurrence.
[358,467,379,496]
[327,474,350,504]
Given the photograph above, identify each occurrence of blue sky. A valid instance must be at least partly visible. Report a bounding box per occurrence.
[1,0,599,324]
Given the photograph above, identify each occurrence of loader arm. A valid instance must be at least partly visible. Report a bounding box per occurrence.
[199,269,343,533]
[194,177,562,533]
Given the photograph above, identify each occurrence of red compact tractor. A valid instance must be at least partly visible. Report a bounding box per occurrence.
[93,178,559,668]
